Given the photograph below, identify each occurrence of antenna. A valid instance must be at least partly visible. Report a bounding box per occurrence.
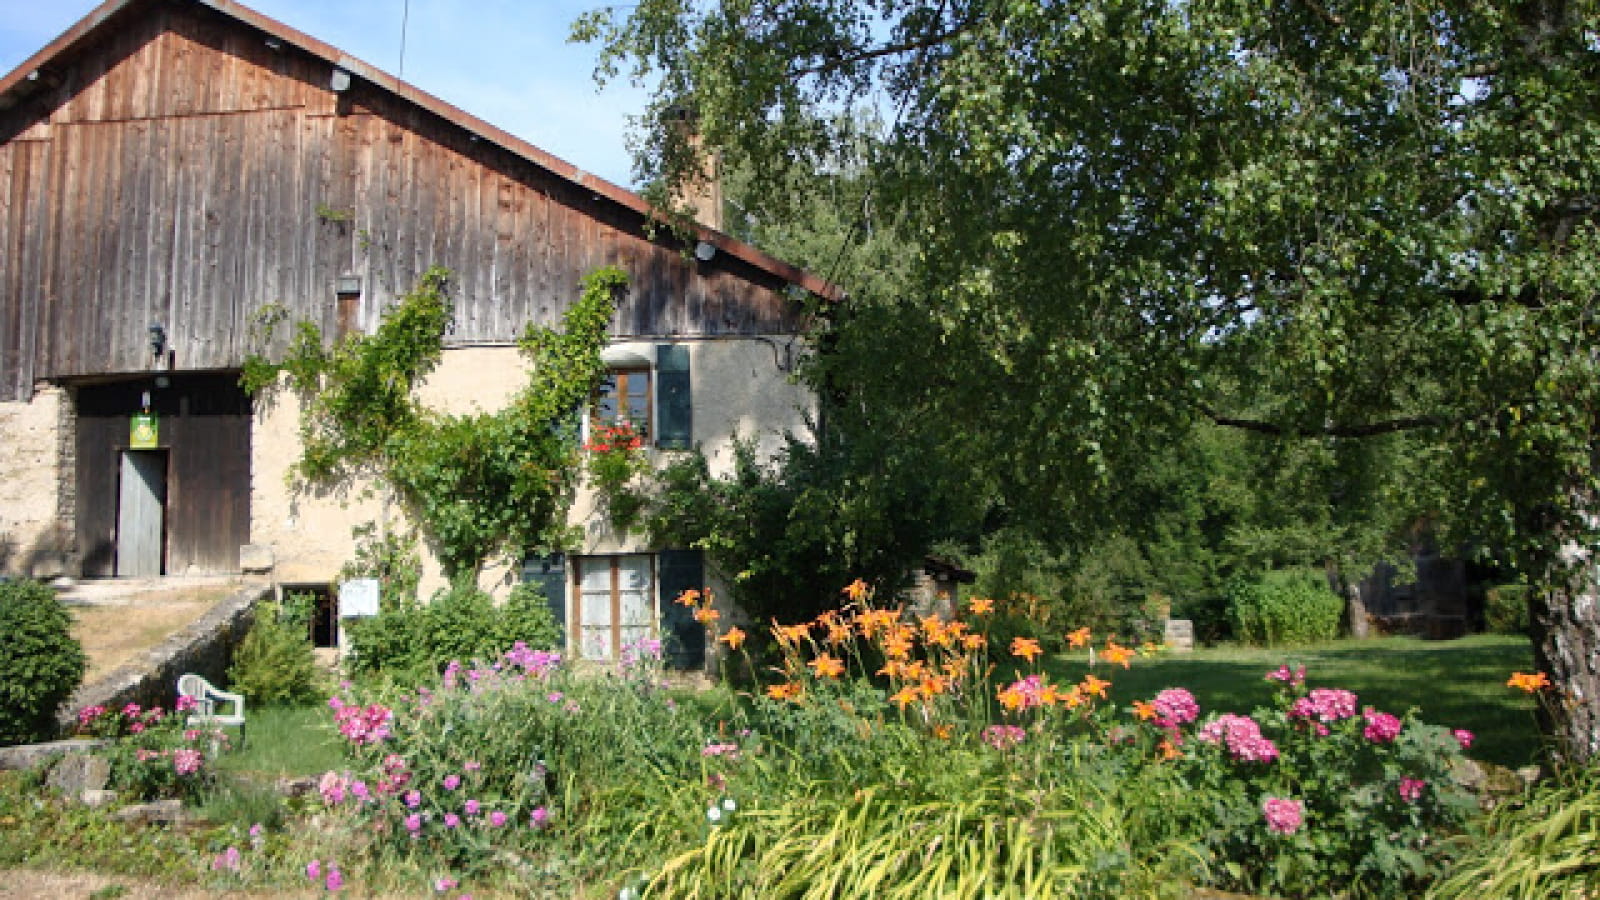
[398,0,410,78]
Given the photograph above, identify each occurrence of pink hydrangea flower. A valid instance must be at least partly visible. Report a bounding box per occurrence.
[1152,688,1200,726]
[1398,777,1426,803]
[1453,729,1474,750]
[1362,708,1403,743]
[1197,714,1278,763]
[172,748,204,776]
[1262,796,1304,835]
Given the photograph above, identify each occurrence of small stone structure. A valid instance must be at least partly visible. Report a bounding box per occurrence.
[1163,618,1195,652]
[55,581,270,736]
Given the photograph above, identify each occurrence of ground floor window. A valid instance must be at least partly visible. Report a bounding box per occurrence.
[574,554,655,662]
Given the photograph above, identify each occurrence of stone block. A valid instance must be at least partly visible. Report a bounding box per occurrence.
[0,738,105,771]
[1163,618,1195,652]
[80,789,118,808]
[46,753,110,796]
[112,798,186,825]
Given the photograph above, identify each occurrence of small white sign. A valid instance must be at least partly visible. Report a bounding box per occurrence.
[339,578,380,618]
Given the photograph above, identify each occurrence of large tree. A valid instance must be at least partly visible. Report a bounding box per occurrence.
[579,0,1600,758]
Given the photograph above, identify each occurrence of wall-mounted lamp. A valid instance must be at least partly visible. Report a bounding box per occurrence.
[693,240,717,262]
[148,322,166,363]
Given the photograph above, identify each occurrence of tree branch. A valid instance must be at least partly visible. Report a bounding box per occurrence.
[1196,402,1449,438]
[787,17,979,80]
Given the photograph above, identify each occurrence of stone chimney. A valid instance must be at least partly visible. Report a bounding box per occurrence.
[664,105,723,231]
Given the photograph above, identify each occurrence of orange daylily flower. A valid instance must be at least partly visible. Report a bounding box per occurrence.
[1067,627,1092,649]
[1132,699,1158,721]
[931,723,954,740]
[998,685,1028,712]
[1103,641,1135,669]
[809,654,846,679]
[961,633,988,651]
[1060,685,1085,709]
[1157,739,1181,761]
[882,632,915,660]
[843,579,870,602]
[968,595,995,616]
[676,589,702,607]
[1508,671,1552,693]
[718,627,746,650]
[918,674,951,698]
[878,659,909,681]
[693,607,721,625]
[766,681,802,701]
[774,622,811,647]
[890,685,920,709]
[1080,674,1110,699]
[1010,637,1043,663]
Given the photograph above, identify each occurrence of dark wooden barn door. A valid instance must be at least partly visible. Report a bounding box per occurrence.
[76,374,251,577]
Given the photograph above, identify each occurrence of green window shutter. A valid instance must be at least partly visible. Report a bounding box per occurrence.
[656,344,691,450]
[521,552,567,649]
[657,548,705,670]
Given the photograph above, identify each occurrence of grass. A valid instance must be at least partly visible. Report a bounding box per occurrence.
[1038,634,1540,769]
[213,704,346,778]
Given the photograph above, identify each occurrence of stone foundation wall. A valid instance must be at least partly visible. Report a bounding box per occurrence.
[56,582,270,736]
[0,385,70,578]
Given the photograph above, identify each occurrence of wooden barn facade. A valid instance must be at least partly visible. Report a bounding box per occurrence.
[0,0,830,667]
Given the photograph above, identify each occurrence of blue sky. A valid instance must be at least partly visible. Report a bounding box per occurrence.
[0,0,648,187]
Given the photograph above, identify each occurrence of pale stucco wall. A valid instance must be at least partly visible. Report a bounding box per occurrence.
[252,337,813,597]
[0,385,70,577]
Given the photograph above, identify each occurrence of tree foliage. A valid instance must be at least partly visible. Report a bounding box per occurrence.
[580,0,1600,756]
[246,266,627,581]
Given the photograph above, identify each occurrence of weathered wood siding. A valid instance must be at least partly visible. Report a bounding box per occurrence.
[0,1,804,401]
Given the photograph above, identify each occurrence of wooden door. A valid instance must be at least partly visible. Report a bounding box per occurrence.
[117,450,166,576]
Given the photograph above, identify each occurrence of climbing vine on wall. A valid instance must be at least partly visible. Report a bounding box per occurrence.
[242,265,628,582]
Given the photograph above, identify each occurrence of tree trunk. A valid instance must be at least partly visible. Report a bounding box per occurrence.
[1529,544,1600,764]
[1329,562,1370,639]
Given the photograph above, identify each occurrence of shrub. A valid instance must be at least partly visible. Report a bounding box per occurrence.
[76,702,222,802]
[1483,583,1529,635]
[343,582,561,683]
[1226,568,1344,645]
[228,600,322,707]
[0,580,86,745]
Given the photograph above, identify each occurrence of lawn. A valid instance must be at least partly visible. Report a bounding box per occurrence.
[213,704,346,778]
[1040,633,1540,768]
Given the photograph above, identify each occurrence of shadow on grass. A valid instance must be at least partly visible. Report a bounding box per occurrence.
[1040,634,1541,769]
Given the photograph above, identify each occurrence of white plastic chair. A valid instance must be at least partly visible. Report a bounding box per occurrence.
[176,673,246,749]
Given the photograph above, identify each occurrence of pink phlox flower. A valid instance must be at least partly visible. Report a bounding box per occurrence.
[1361,708,1403,744]
[76,705,107,727]
[982,724,1028,750]
[176,694,200,713]
[1152,688,1200,726]
[1004,675,1050,710]
[529,807,550,828]
[172,748,205,776]
[306,859,322,880]
[435,877,459,893]
[1453,729,1474,750]
[1262,796,1304,835]
[404,790,422,809]
[1289,688,1358,725]
[332,702,394,746]
[404,813,423,835]
[1197,714,1278,762]
[464,799,480,816]
[443,813,461,829]
[325,866,344,892]
[211,845,242,872]
[488,810,508,827]
[442,774,461,791]
[443,660,463,690]
[1398,777,1426,803]
[319,771,350,806]
[122,703,142,718]
[129,721,146,735]
[1265,664,1307,686]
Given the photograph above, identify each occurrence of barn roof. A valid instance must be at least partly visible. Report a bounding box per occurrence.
[0,0,839,302]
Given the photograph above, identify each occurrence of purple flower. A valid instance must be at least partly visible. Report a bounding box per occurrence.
[306,859,322,880]
[1362,708,1403,744]
[435,876,459,892]
[464,799,480,816]
[211,846,241,873]
[1398,777,1426,803]
[488,810,508,827]
[442,774,461,791]
[325,867,344,892]
[529,807,549,829]
[405,790,422,809]
[404,813,422,836]
[1262,796,1304,835]
[444,813,461,829]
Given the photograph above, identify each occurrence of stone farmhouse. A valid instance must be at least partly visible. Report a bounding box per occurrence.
[0,0,835,669]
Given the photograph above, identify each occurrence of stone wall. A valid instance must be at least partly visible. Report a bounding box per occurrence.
[0,385,70,578]
[56,582,269,735]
